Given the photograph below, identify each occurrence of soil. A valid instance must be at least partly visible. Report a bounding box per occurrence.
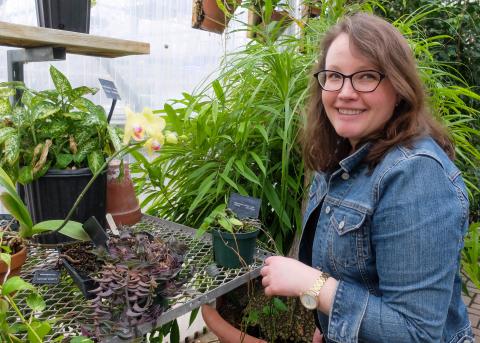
[59,242,99,275]
[217,279,316,342]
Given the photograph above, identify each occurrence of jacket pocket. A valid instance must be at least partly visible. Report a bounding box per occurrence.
[328,205,369,267]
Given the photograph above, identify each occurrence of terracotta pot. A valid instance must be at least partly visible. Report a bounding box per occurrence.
[192,0,241,34]
[0,246,27,284]
[201,304,267,343]
[106,160,141,226]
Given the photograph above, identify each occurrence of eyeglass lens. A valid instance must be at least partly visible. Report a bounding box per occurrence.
[317,70,383,92]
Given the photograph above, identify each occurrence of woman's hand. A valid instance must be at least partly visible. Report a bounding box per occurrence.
[260,256,322,297]
[312,328,323,343]
[260,256,338,314]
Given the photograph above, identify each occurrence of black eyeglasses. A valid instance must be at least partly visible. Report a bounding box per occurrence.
[314,70,385,93]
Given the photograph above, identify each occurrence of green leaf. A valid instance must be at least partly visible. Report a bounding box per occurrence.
[71,86,98,98]
[33,102,59,120]
[87,150,105,174]
[26,293,46,312]
[234,160,261,186]
[18,166,34,184]
[0,127,16,145]
[28,320,51,343]
[107,125,123,152]
[2,276,34,296]
[0,98,12,116]
[0,298,8,314]
[188,308,199,328]
[250,151,266,175]
[0,193,33,236]
[32,220,90,241]
[212,80,225,104]
[55,153,74,169]
[4,135,19,165]
[264,181,291,228]
[186,172,216,217]
[0,252,11,267]
[70,337,95,343]
[170,319,180,343]
[272,297,288,311]
[0,87,15,97]
[49,65,72,94]
[75,140,97,164]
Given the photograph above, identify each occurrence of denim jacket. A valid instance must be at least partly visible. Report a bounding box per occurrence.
[299,136,473,343]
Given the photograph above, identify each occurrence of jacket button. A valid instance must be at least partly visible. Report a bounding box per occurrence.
[325,206,331,214]
[341,172,350,180]
[338,220,345,229]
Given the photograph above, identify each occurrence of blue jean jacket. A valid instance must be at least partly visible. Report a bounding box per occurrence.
[299,137,473,343]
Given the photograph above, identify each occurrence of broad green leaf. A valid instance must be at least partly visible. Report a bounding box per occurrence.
[0,87,15,97]
[75,140,97,164]
[21,90,34,107]
[18,166,34,185]
[70,86,98,99]
[26,292,46,312]
[28,320,51,343]
[2,276,34,295]
[249,151,266,175]
[4,135,19,165]
[0,127,16,145]
[0,252,11,267]
[55,153,74,169]
[0,298,8,314]
[0,98,11,116]
[33,102,59,120]
[32,220,90,241]
[87,150,105,174]
[272,297,288,311]
[0,193,32,235]
[170,319,180,343]
[62,111,84,120]
[49,65,72,94]
[107,125,123,152]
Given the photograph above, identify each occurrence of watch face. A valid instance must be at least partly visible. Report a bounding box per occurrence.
[300,292,317,310]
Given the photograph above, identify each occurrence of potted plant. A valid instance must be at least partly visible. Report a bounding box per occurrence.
[246,0,293,41]
[0,66,121,238]
[35,0,92,33]
[198,206,261,268]
[192,0,242,34]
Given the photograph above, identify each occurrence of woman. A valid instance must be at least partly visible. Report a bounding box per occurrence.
[260,12,473,343]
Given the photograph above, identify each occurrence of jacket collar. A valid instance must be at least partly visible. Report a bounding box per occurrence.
[338,142,372,173]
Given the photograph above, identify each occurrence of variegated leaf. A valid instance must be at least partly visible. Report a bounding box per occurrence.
[71,86,98,99]
[33,102,59,120]
[107,125,123,152]
[74,140,96,164]
[87,150,104,174]
[49,65,72,94]
[62,111,84,120]
[0,87,15,97]
[11,106,30,127]
[4,135,19,165]
[0,127,15,145]
[0,97,12,116]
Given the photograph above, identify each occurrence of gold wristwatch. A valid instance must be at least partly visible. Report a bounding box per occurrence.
[299,271,330,310]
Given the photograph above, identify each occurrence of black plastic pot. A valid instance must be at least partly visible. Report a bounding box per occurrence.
[35,0,91,33]
[212,229,259,268]
[20,168,106,233]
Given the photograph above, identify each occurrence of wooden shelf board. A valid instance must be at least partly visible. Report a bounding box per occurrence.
[0,21,150,58]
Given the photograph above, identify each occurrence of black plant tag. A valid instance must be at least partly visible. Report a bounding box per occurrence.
[228,193,261,219]
[32,270,60,285]
[99,78,121,100]
[83,216,109,250]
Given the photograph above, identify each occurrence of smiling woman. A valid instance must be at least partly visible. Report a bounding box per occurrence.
[260,12,474,343]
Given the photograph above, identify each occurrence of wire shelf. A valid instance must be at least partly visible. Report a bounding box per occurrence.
[5,215,269,342]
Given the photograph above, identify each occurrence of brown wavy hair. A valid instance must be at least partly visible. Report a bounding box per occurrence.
[302,12,454,172]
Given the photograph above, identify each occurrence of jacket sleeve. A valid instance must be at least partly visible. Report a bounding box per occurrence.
[327,155,469,343]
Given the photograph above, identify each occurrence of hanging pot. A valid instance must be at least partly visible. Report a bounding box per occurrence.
[192,0,241,34]
[35,0,92,33]
[106,160,142,227]
[212,229,259,268]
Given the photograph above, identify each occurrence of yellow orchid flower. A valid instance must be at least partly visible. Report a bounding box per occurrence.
[123,107,147,144]
[144,134,165,155]
[141,107,166,138]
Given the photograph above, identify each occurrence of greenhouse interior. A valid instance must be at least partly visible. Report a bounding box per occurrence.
[0,0,479,342]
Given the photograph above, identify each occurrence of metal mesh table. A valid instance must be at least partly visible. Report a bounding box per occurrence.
[5,215,269,342]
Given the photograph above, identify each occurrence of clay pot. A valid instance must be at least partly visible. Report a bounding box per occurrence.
[192,0,241,34]
[201,304,267,343]
[0,246,27,284]
[106,160,141,226]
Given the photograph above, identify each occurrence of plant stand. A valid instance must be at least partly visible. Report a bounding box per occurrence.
[4,215,270,342]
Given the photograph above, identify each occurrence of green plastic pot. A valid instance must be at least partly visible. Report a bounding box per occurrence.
[211,229,259,268]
